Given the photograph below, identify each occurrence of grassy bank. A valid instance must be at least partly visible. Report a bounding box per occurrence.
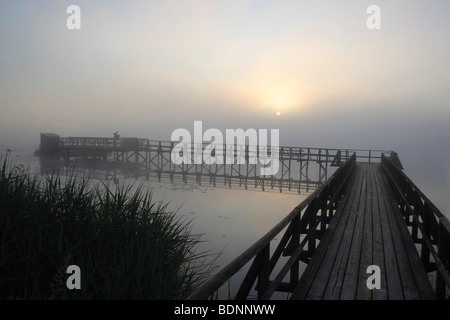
[0,156,210,299]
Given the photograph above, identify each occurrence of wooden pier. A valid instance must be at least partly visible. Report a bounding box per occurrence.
[188,154,450,300]
[35,133,450,299]
[35,133,390,194]
[291,162,435,299]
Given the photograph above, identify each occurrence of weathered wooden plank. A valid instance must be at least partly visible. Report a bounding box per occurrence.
[379,170,435,300]
[355,163,374,300]
[368,165,388,299]
[319,166,365,299]
[291,165,361,299]
[289,195,349,299]
[372,164,404,299]
[380,170,422,300]
[292,162,436,300]
[339,163,369,299]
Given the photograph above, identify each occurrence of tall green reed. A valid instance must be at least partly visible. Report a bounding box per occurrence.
[0,155,211,299]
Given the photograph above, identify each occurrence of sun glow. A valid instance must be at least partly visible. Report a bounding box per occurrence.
[226,62,318,116]
[261,84,302,113]
[228,79,310,116]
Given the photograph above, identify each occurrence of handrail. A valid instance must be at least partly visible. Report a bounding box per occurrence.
[381,154,450,299]
[188,153,356,300]
[55,136,392,162]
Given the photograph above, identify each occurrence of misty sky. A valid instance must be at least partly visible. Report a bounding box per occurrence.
[1,1,450,214]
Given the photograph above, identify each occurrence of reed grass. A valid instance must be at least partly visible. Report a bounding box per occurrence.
[0,156,211,299]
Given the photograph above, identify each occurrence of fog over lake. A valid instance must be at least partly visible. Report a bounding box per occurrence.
[1,1,450,289]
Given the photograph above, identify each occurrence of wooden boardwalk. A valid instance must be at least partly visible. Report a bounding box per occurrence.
[291,163,435,299]
[35,134,450,300]
[37,133,383,194]
[188,153,450,300]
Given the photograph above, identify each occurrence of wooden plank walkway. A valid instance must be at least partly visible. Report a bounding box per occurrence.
[291,162,436,300]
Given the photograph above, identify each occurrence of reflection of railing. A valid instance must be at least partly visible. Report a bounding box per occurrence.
[382,154,450,299]
[188,154,356,300]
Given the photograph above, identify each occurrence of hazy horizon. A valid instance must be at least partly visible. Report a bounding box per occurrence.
[1,1,449,215]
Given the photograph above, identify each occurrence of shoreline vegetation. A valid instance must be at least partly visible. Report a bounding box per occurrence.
[0,155,211,299]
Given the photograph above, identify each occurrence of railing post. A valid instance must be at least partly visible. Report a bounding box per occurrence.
[436,219,450,299]
[289,213,301,287]
[307,199,318,256]
[415,194,431,268]
[436,223,450,299]
[256,244,270,299]
[233,243,270,300]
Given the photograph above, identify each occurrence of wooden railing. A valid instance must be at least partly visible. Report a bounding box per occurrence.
[188,153,357,300]
[381,154,450,299]
[56,137,391,161]
[59,137,150,149]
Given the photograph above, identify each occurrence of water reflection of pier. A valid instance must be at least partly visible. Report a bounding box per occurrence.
[35,133,392,194]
